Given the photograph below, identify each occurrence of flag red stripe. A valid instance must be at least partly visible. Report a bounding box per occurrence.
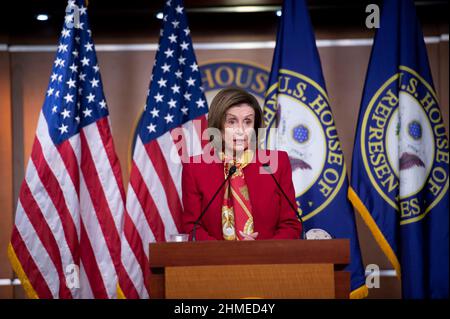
[19,182,73,298]
[78,220,109,298]
[122,215,149,298]
[96,118,126,202]
[94,119,138,297]
[56,140,80,199]
[31,138,79,263]
[11,227,53,298]
[129,162,166,241]
[79,130,123,275]
[145,140,183,230]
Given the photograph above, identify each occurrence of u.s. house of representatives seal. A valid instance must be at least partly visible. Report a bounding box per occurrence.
[360,66,449,225]
[264,69,348,222]
[200,60,269,108]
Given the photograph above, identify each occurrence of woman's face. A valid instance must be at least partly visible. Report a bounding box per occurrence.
[222,103,255,155]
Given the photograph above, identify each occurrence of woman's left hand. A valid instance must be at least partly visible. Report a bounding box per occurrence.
[239,231,259,240]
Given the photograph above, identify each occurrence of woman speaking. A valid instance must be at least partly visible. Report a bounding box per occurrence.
[181,87,302,241]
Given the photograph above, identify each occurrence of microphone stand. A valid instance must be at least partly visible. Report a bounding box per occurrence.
[262,163,306,239]
[191,165,236,241]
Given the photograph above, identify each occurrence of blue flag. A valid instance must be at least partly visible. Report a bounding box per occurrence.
[349,0,449,299]
[263,0,367,298]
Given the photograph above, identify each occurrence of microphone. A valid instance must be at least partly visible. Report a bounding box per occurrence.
[191,165,237,241]
[262,163,305,240]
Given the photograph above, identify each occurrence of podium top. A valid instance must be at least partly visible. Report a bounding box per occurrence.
[149,239,350,268]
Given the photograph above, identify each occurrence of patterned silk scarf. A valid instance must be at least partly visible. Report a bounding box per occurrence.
[221,150,255,240]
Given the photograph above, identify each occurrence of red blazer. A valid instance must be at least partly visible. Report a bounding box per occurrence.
[181,149,302,240]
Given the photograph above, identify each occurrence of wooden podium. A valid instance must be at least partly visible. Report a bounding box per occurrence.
[149,239,350,299]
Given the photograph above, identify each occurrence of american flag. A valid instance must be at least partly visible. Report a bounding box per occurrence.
[8,0,130,298]
[119,0,208,298]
